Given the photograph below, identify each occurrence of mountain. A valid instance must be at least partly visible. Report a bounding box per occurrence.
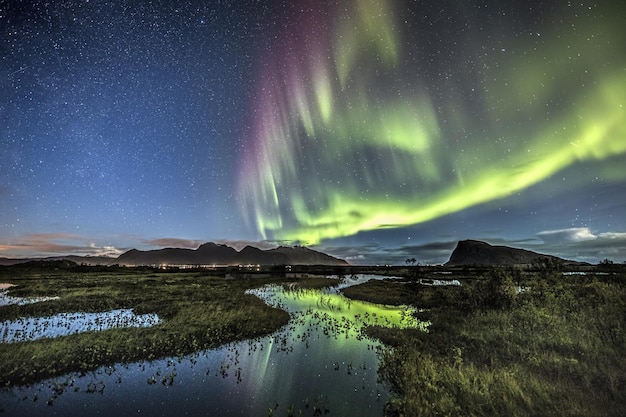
[268,246,349,265]
[114,243,348,266]
[1,243,348,267]
[116,243,239,266]
[445,240,572,266]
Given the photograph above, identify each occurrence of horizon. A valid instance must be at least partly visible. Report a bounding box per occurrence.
[1,238,621,267]
[2,1,625,265]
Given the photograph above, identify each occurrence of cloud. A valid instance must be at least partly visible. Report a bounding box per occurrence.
[0,233,83,254]
[88,243,124,257]
[537,227,597,244]
[0,233,126,259]
[598,232,626,240]
[326,231,626,266]
[143,238,204,249]
[344,254,365,261]
[559,239,626,263]
[320,240,458,266]
[531,228,626,263]
[316,243,384,265]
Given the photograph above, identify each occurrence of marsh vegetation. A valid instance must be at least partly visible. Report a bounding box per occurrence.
[1,262,623,416]
[345,266,626,417]
[0,264,291,387]
[0,265,416,416]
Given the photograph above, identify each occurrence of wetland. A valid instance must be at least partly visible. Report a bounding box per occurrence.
[0,262,624,416]
[0,264,419,416]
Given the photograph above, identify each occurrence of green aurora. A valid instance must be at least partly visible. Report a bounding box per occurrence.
[239,0,626,245]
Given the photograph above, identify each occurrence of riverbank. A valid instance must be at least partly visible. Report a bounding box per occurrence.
[342,269,626,416]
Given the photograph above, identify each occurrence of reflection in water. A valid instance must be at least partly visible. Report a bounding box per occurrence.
[0,276,424,416]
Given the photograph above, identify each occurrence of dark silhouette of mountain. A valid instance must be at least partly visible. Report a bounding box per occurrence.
[115,242,242,266]
[268,246,346,265]
[1,243,348,267]
[238,246,268,264]
[114,243,348,266]
[445,240,573,266]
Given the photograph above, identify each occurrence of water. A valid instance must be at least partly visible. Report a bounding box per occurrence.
[0,275,423,416]
[0,283,59,307]
[1,309,161,343]
[416,278,461,286]
[0,284,160,343]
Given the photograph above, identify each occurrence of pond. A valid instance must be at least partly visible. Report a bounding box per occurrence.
[1,309,161,343]
[0,275,424,416]
[0,283,59,307]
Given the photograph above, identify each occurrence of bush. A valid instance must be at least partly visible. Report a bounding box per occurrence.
[461,269,517,311]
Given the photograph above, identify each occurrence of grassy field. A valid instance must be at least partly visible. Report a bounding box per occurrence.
[0,262,295,387]
[343,268,626,417]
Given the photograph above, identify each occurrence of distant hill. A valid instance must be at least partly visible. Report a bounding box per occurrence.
[115,242,349,266]
[1,243,348,267]
[445,240,576,266]
[0,255,116,267]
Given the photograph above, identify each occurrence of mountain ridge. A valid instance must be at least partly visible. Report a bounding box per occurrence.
[0,239,591,267]
[445,239,583,266]
[0,243,349,266]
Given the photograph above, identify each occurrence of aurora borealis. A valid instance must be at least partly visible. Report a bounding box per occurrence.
[2,0,626,264]
[238,0,626,248]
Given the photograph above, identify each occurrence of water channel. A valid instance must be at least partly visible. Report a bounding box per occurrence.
[0,275,424,416]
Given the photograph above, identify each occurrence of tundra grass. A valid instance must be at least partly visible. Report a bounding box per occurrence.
[343,272,626,417]
[0,268,290,387]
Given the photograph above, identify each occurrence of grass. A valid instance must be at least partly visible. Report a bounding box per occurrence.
[341,278,420,306]
[3,262,624,416]
[343,269,626,417]
[0,264,291,387]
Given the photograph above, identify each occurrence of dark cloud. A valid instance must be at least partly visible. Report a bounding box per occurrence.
[487,229,626,264]
[534,232,626,263]
[0,234,124,258]
[318,243,385,265]
[320,240,459,265]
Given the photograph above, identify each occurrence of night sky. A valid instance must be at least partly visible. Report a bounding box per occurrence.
[2,0,625,265]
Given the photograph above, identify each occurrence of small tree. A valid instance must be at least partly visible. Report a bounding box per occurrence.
[469,269,517,310]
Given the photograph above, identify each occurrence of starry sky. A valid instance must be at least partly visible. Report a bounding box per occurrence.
[2,0,625,265]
